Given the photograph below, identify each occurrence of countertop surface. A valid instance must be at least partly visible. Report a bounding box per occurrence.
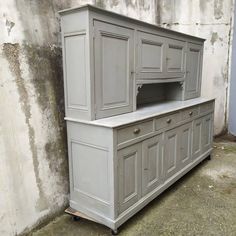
[65,97,215,128]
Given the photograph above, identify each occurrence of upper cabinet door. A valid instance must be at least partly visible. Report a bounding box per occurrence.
[184,43,203,99]
[166,38,185,77]
[137,31,166,81]
[94,21,134,119]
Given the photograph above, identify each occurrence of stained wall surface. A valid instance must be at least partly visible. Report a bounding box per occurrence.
[0,1,233,235]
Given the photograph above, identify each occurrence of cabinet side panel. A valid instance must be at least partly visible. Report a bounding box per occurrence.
[61,10,91,120]
[64,34,87,110]
[67,121,114,219]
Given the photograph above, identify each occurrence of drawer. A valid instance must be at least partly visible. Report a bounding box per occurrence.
[200,102,214,114]
[182,106,199,121]
[117,120,154,144]
[155,112,181,131]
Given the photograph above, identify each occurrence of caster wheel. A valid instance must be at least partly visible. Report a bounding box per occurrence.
[73,216,80,221]
[207,155,211,161]
[111,229,119,235]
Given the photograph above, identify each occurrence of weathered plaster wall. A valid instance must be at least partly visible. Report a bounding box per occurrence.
[0,0,233,235]
[98,0,234,135]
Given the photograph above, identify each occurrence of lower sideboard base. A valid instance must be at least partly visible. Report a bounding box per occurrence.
[69,148,213,232]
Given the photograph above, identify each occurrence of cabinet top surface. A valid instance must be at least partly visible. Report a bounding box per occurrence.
[65,97,214,128]
[59,4,205,42]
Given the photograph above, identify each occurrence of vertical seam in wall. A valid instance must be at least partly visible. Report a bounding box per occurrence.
[225,0,235,131]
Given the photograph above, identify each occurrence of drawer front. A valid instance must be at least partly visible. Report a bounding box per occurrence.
[182,106,199,121]
[200,102,214,114]
[117,120,154,144]
[155,112,181,131]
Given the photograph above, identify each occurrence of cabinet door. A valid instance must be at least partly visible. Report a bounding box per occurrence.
[118,143,141,213]
[166,38,185,78]
[179,122,192,168]
[192,117,203,160]
[137,31,166,80]
[185,43,202,99]
[164,127,180,180]
[142,135,162,196]
[94,21,134,119]
[202,114,213,153]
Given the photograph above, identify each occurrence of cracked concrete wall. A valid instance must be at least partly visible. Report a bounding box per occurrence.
[0,0,233,235]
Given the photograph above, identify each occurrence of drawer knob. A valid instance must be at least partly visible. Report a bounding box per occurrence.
[133,128,141,134]
[189,111,193,116]
[166,118,172,124]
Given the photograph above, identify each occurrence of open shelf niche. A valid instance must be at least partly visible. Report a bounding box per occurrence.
[136,81,184,108]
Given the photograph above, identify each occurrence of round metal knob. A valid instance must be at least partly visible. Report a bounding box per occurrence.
[166,118,172,124]
[133,128,141,134]
[189,111,193,116]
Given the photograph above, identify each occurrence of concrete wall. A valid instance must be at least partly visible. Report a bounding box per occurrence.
[0,0,234,235]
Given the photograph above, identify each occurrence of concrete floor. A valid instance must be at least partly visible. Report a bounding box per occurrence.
[30,139,236,236]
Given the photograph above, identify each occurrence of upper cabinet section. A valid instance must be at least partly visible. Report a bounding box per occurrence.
[137,32,186,83]
[59,5,205,121]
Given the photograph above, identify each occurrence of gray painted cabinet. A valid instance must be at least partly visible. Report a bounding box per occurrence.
[59,4,214,233]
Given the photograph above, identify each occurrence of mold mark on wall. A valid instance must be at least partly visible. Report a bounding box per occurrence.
[125,0,137,8]
[95,0,106,9]
[23,44,68,185]
[211,32,219,45]
[5,19,15,36]
[155,1,161,25]
[2,43,48,212]
[214,0,223,20]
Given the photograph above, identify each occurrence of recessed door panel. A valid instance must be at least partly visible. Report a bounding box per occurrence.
[185,43,202,99]
[137,31,166,79]
[179,122,192,168]
[192,118,203,160]
[118,143,141,213]
[164,127,180,180]
[94,21,134,119]
[142,135,162,196]
[202,114,213,153]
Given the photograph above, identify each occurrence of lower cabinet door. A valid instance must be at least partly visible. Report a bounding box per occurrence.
[179,122,192,168]
[142,135,162,196]
[164,127,180,180]
[202,113,213,153]
[118,143,142,213]
[192,117,203,160]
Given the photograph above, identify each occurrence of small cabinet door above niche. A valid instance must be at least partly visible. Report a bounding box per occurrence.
[166,38,185,78]
[137,31,186,83]
[137,31,166,80]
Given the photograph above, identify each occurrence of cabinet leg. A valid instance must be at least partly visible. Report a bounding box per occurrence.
[207,155,211,161]
[111,229,119,235]
[73,216,80,221]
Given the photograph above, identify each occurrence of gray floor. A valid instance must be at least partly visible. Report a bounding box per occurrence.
[30,138,236,236]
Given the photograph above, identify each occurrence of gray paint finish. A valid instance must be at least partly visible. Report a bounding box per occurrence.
[60,4,214,232]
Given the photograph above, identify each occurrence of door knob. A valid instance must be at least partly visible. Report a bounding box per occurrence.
[133,128,141,134]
